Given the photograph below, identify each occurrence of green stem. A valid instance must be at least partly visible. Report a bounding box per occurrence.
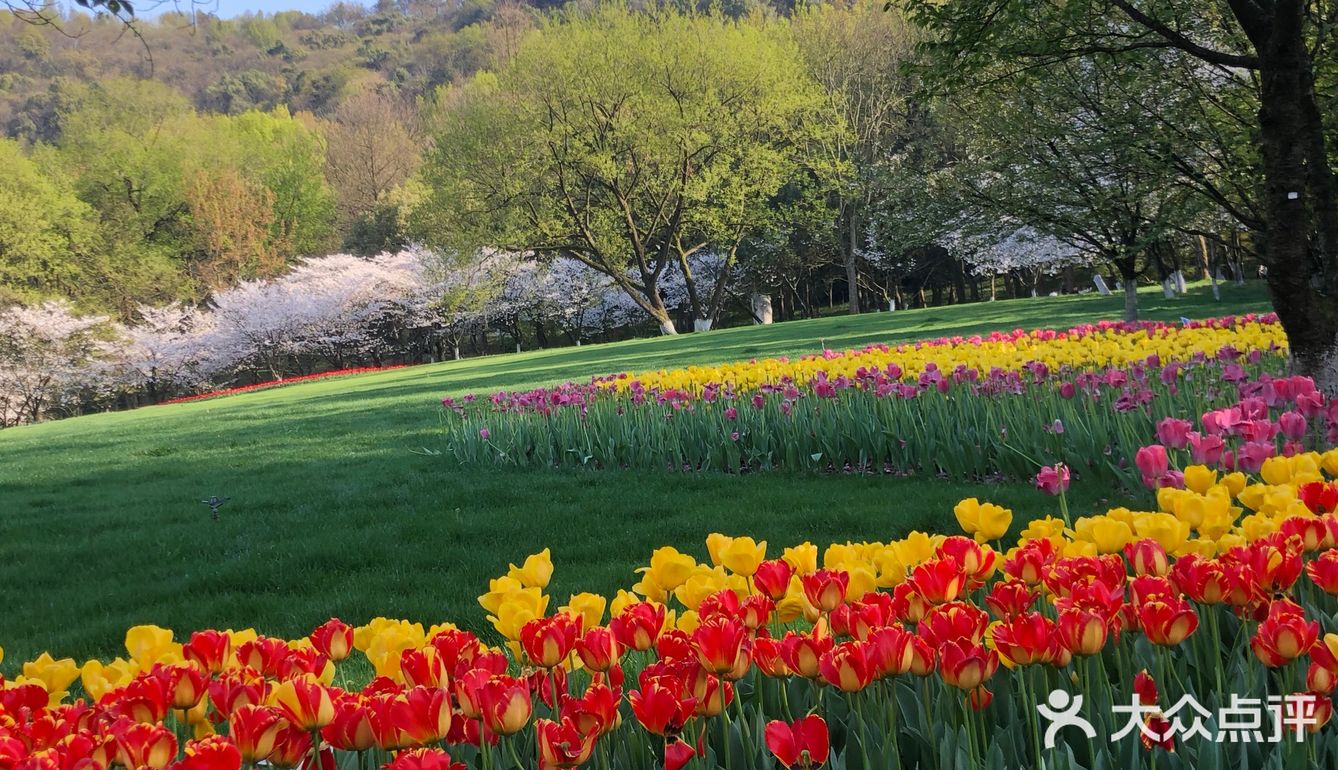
[854,692,872,770]
[719,679,732,770]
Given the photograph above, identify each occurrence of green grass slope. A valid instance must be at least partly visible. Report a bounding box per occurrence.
[0,282,1271,665]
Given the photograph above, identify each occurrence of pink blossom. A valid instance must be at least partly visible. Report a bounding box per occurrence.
[1034,465,1071,496]
[1155,418,1193,449]
[1135,445,1169,487]
[1236,441,1276,474]
[1187,432,1226,466]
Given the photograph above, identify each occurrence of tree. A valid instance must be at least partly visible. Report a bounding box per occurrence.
[793,1,918,314]
[944,54,1199,320]
[0,299,109,425]
[904,0,1338,387]
[321,89,423,252]
[0,138,102,304]
[416,7,827,334]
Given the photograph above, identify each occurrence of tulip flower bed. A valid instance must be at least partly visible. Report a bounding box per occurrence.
[8,439,1338,770]
[441,315,1293,490]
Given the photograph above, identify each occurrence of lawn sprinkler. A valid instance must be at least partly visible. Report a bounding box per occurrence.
[201,496,230,521]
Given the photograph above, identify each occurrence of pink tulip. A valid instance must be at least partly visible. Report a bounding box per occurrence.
[1278,411,1307,441]
[1135,445,1169,487]
[1187,433,1225,466]
[1034,465,1071,496]
[1156,418,1193,450]
[1236,442,1275,474]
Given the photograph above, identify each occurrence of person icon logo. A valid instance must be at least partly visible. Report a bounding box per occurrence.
[1036,689,1097,748]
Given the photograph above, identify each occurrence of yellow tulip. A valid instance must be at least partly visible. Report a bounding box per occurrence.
[507,548,554,589]
[1183,465,1217,494]
[479,576,525,615]
[1220,472,1247,498]
[640,547,698,590]
[673,566,728,610]
[893,531,940,566]
[720,537,767,576]
[675,610,701,635]
[609,589,643,619]
[631,572,669,603]
[561,592,607,630]
[124,625,181,669]
[1322,449,1338,477]
[844,565,877,601]
[782,542,819,575]
[954,498,1012,542]
[1239,512,1279,542]
[21,653,80,703]
[1174,539,1218,559]
[79,657,137,702]
[705,534,733,567]
[873,547,908,587]
[1260,456,1293,486]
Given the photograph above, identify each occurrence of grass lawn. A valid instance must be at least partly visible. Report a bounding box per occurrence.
[0,281,1271,667]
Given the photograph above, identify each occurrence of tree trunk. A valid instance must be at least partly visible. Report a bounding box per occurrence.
[1251,5,1338,394]
[1123,279,1139,322]
[845,208,861,314]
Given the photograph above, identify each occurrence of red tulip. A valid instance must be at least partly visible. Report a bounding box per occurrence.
[429,629,483,674]
[779,631,832,680]
[400,647,449,689]
[520,616,579,670]
[574,627,622,673]
[1251,600,1319,667]
[937,639,999,690]
[178,736,241,770]
[627,676,695,736]
[691,617,748,676]
[1133,670,1159,706]
[227,705,286,764]
[918,601,989,648]
[985,579,1037,620]
[800,570,849,613]
[265,725,312,770]
[1126,539,1170,577]
[235,637,289,679]
[1138,597,1199,646]
[1058,608,1109,657]
[158,663,209,710]
[1306,551,1338,596]
[1308,663,1336,695]
[909,557,965,604]
[738,595,776,631]
[273,677,335,731]
[753,559,794,601]
[863,626,914,678]
[969,685,994,710]
[479,675,532,736]
[610,603,665,652]
[208,669,265,720]
[309,620,354,663]
[322,699,376,752]
[818,642,874,693]
[113,722,178,770]
[664,739,697,770]
[991,612,1058,666]
[182,631,232,675]
[764,715,830,769]
[535,717,598,769]
[394,686,454,746]
[383,748,465,770]
[562,683,621,737]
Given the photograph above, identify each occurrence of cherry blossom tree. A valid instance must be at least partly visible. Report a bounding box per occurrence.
[0,300,109,426]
